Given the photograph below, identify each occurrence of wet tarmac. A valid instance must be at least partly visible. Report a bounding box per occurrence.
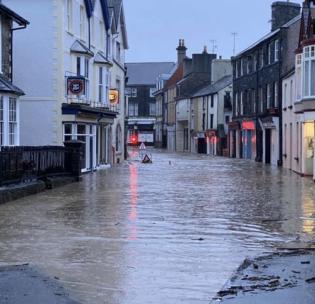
[0,149,314,304]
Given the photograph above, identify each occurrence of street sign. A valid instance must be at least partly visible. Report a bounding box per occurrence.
[139,142,146,150]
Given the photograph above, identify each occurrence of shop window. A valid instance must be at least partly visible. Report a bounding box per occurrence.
[8,98,17,146]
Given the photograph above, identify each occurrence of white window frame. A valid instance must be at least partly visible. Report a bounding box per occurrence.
[131,88,137,98]
[80,5,86,41]
[267,84,271,109]
[302,45,315,98]
[0,95,19,147]
[66,0,73,33]
[275,40,279,62]
[98,66,104,103]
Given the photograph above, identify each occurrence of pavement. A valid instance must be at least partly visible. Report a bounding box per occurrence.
[211,249,315,304]
[0,264,80,304]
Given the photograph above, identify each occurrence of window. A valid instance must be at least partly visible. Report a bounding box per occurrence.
[131,88,137,97]
[99,21,104,48]
[259,87,264,113]
[210,114,214,129]
[268,43,272,64]
[128,102,138,117]
[116,42,121,62]
[210,95,214,108]
[98,67,103,103]
[234,92,238,116]
[116,79,121,104]
[90,16,95,46]
[252,90,256,114]
[84,58,89,78]
[116,124,122,152]
[76,57,81,76]
[9,98,17,146]
[80,5,86,40]
[225,115,230,124]
[0,96,3,146]
[64,123,72,142]
[283,83,288,108]
[260,49,264,68]
[267,84,271,109]
[275,40,279,62]
[66,0,73,32]
[274,82,279,108]
[302,46,315,97]
[240,92,244,115]
[150,87,155,98]
[149,103,156,116]
[296,54,302,100]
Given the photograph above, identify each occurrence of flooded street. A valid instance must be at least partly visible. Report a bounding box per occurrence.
[0,150,314,304]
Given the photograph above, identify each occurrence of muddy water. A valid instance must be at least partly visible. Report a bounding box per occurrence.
[0,150,314,304]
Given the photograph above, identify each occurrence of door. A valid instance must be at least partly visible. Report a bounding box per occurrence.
[198,138,207,154]
[265,129,271,164]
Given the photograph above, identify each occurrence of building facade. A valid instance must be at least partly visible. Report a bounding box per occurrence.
[191,76,232,156]
[6,0,127,171]
[230,1,301,165]
[126,62,175,146]
[0,3,28,147]
[293,0,315,180]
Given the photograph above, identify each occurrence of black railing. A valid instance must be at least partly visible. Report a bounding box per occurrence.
[0,142,83,186]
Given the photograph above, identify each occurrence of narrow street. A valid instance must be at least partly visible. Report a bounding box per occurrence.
[0,150,314,304]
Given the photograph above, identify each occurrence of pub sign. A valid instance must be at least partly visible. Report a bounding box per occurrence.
[67,77,85,96]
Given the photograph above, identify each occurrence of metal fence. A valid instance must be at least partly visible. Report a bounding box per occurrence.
[0,144,82,186]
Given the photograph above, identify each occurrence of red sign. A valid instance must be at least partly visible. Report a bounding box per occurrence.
[242,121,255,130]
[67,77,85,95]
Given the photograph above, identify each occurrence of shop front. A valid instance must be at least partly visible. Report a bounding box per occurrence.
[206,130,217,156]
[301,120,315,177]
[228,121,241,158]
[62,104,117,172]
[241,121,256,160]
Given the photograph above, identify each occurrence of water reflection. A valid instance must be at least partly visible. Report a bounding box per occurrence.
[0,151,314,304]
[128,164,138,240]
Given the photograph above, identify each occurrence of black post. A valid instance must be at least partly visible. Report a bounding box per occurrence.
[64,141,84,181]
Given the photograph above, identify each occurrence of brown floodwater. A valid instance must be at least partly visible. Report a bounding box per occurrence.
[0,149,314,303]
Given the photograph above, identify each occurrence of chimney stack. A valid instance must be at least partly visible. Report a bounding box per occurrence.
[271,1,301,31]
[176,39,187,65]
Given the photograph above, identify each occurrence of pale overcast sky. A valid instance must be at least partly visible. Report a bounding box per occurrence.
[124,0,303,63]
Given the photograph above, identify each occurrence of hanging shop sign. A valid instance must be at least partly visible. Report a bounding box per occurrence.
[67,77,85,96]
[109,89,119,104]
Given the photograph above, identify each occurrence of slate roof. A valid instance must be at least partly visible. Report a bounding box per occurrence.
[70,40,94,57]
[235,14,301,59]
[0,76,24,96]
[108,0,122,26]
[192,75,232,98]
[126,62,176,86]
[0,3,29,26]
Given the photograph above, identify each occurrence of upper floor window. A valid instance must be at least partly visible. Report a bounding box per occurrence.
[302,45,315,98]
[116,42,121,62]
[274,81,279,108]
[150,88,155,98]
[80,5,86,40]
[275,40,279,62]
[149,103,156,116]
[259,49,264,69]
[0,16,2,74]
[267,84,272,108]
[99,21,104,49]
[0,97,3,146]
[268,43,272,65]
[98,67,103,103]
[128,102,138,116]
[66,0,73,32]
[131,88,137,97]
[296,54,302,100]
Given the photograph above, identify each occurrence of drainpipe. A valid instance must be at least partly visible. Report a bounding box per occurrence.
[278,32,283,167]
